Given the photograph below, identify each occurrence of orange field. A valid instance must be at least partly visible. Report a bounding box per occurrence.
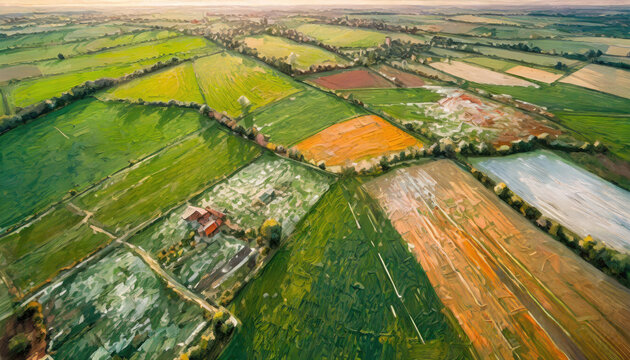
[294,115,421,169]
[506,65,562,84]
[365,160,630,360]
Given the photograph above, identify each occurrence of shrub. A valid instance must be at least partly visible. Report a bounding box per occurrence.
[260,219,282,248]
[8,333,30,356]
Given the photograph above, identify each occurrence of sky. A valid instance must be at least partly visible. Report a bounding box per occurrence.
[1,0,629,7]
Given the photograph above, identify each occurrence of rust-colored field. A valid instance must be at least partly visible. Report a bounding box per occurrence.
[506,65,562,84]
[295,115,421,168]
[310,69,394,90]
[374,64,427,87]
[365,160,630,360]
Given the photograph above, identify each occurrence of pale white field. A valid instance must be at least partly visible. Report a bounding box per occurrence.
[473,150,630,253]
[430,61,538,87]
[560,64,630,99]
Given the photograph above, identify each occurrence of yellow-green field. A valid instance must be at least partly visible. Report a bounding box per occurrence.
[294,23,388,48]
[100,62,205,103]
[243,34,349,70]
[193,51,303,117]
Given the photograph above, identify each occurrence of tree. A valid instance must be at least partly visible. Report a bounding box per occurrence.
[57,53,65,60]
[260,218,282,248]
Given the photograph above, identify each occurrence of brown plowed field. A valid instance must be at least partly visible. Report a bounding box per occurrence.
[310,69,394,90]
[365,160,630,360]
[374,64,427,87]
[295,115,420,167]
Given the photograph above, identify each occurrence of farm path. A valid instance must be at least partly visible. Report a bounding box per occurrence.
[121,239,237,325]
[365,160,630,360]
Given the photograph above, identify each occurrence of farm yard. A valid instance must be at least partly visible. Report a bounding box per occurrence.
[365,161,630,360]
[1,7,630,360]
[295,115,422,170]
[198,154,334,236]
[129,204,252,299]
[472,151,630,253]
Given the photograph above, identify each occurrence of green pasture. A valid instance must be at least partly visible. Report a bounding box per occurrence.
[240,88,365,145]
[0,99,205,230]
[341,87,442,105]
[0,30,179,67]
[475,46,582,67]
[36,36,216,76]
[555,112,630,161]
[4,213,111,294]
[471,82,630,114]
[294,23,388,48]
[193,52,302,117]
[74,127,260,233]
[101,62,205,103]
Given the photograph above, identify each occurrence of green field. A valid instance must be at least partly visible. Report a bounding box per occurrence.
[294,23,388,48]
[0,30,179,67]
[239,88,366,145]
[466,25,563,40]
[0,24,141,49]
[219,179,472,359]
[341,87,443,105]
[36,36,217,76]
[243,34,349,71]
[74,127,261,233]
[5,47,216,110]
[193,52,302,117]
[37,248,211,360]
[101,62,205,103]
[0,282,13,319]
[555,112,630,161]
[461,56,562,74]
[471,82,630,113]
[0,99,205,230]
[1,207,112,293]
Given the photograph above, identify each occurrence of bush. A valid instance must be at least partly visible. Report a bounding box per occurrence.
[8,333,30,356]
[260,219,282,248]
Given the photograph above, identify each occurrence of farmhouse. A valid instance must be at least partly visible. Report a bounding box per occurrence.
[182,205,226,237]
